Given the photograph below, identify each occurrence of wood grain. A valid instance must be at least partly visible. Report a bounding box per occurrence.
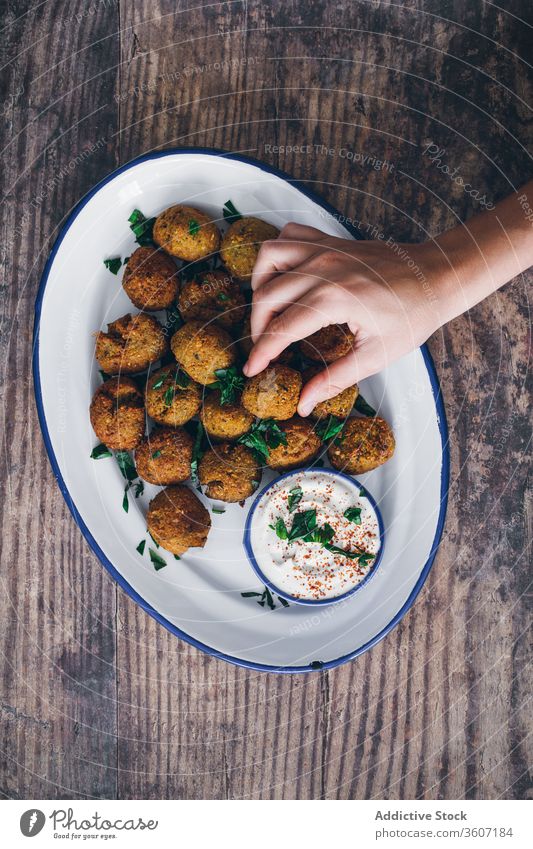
[0,0,531,800]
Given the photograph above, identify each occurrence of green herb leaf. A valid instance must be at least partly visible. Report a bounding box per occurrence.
[122,485,130,513]
[149,532,160,549]
[149,548,167,570]
[136,540,146,555]
[288,509,318,542]
[309,522,336,545]
[152,371,169,390]
[151,449,162,459]
[115,450,137,481]
[163,385,175,407]
[217,292,229,302]
[263,586,276,610]
[174,554,181,560]
[310,661,324,669]
[277,596,290,608]
[238,418,287,462]
[174,369,190,388]
[344,506,362,525]
[190,421,205,487]
[211,366,244,405]
[128,208,155,246]
[359,487,366,497]
[324,543,375,564]
[287,485,303,513]
[103,257,122,275]
[222,199,243,223]
[134,480,144,498]
[270,517,288,540]
[124,256,130,264]
[90,443,112,460]
[354,394,377,417]
[241,591,263,598]
[316,415,345,443]
[188,218,200,236]
[212,507,226,514]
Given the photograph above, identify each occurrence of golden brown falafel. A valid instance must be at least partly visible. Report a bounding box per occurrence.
[303,365,359,420]
[170,320,236,385]
[200,390,254,441]
[178,270,246,330]
[299,323,355,364]
[122,246,179,311]
[95,313,168,375]
[90,376,145,450]
[135,426,193,485]
[220,217,279,282]
[145,365,202,426]
[147,485,211,555]
[241,365,302,420]
[266,416,321,470]
[153,205,220,262]
[328,416,395,474]
[198,443,261,502]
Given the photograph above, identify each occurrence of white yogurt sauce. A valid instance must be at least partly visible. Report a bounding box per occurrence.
[249,470,381,601]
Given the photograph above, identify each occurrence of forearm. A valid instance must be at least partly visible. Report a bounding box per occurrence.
[430,181,533,325]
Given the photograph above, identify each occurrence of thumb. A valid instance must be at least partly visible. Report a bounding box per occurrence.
[297,347,380,416]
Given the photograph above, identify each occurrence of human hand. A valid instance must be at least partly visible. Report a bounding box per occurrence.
[243,222,448,416]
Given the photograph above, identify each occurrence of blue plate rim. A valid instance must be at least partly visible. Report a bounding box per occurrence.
[32,146,450,674]
[243,467,386,606]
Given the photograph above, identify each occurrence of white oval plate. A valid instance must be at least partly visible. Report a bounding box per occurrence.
[33,149,449,673]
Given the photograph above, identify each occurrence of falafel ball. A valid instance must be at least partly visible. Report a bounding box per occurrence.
[95,313,168,375]
[170,320,235,385]
[178,270,246,330]
[238,313,295,365]
[122,246,179,311]
[220,217,279,282]
[198,443,261,502]
[90,376,145,450]
[200,390,254,441]
[299,323,355,364]
[241,364,302,420]
[303,365,359,420]
[135,426,193,485]
[266,416,321,471]
[145,365,202,426]
[153,205,220,262]
[328,416,395,474]
[147,486,211,555]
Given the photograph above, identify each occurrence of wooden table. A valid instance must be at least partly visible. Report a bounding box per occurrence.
[1,1,531,800]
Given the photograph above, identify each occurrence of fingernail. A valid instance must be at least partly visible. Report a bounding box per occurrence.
[298,399,314,417]
[242,361,250,376]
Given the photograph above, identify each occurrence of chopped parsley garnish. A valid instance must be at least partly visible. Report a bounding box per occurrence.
[212,507,226,514]
[152,372,169,390]
[149,548,166,570]
[128,208,155,246]
[217,292,229,302]
[354,394,377,417]
[316,415,345,443]
[163,385,175,407]
[241,587,290,609]
[149,532,160,549]
[115,450,137,481]
[174,554,181,560]
[175,369,190,388]
[359,487,366,497]
[103,257,122,275]
[90,443,112,460]
[136,540,146,555]
[238,418,287,462]
[122,479,144,512]
[190,421,205,487]
[211,366,244,405]
[344,506,362,525]
[310,661,324,670]
[287,485,303,513]
[122,486,129,513]
[271,507,374,564]
[151,449,162,459]
[188,218,200,236]
[222,199,243,223]
[123,256,130,264]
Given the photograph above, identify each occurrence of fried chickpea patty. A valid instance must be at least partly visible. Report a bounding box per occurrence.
[328,416,395,474]
[299,323,355,363]
[95,313,168,375]
[220,217,279,282]
[198,443,261,502]
[200,391,254,441]
[266,417,321,470]
[145,365,202,426]
[135,426,193,485]
[153,205,220,262]
[171,320,235,385]
[122,246,179,311]
[147,486,211,555]
[241,365,302,420]
[90,376,145,450]
[178,270,246,329]
[303,366,359,420]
